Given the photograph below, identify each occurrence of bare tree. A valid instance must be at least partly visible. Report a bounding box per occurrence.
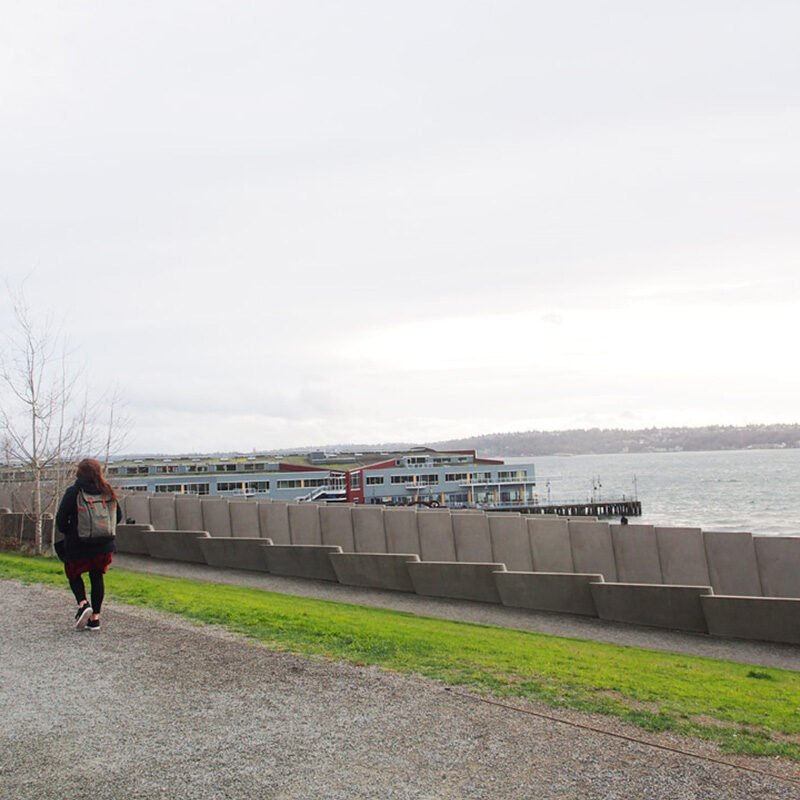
[0,286,96,553]
[102,385,132,470]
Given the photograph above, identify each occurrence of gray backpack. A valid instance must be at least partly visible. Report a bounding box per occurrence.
[76,490,117,540]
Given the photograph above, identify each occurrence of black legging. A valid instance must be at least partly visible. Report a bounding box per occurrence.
[68,570,105,613]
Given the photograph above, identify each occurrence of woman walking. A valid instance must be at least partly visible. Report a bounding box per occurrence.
[55,459,121,631]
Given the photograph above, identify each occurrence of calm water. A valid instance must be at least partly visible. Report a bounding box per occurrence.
[508,449,800,536]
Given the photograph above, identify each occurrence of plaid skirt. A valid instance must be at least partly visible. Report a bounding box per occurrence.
[64,552,114,580]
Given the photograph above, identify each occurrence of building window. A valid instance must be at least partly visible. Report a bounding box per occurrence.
[217,481,245,492]
[124,484,148,492]
[390,475,415,484]
[245,481,270,492]
[351,472,361,489]
[418,474,439,486]
[469,472,492,482]
[214,463,237,472]
[277,479,303,489]
[445,473,468,482]
[499,470,526,481]
[366,476,384,485]
[304,478,328,488]
[155,484,183,493]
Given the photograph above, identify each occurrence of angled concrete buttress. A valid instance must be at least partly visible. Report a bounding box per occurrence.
[143,531,211,563]
[407,560,505,603]
[700,595,800,645]
[590,583,711,633]
[329,551,421,592]
[198,537,272,571]
[261,543,342,581]
[494,571,604,616]
[115,523,155,555]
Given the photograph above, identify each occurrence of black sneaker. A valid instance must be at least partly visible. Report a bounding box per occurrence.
[75,604,92,629]
[86,618,100,632]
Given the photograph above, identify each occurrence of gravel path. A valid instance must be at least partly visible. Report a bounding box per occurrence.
[2,580,799,799]
[115,554,800,672]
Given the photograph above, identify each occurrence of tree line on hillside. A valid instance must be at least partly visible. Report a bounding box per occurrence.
[426,424,800,457]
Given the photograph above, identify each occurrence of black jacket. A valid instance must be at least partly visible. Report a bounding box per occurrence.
[55,478,120,562]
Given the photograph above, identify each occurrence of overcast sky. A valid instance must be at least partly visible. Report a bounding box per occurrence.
[1,2,798,454]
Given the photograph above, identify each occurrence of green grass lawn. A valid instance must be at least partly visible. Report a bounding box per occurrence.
[2,551,799,759]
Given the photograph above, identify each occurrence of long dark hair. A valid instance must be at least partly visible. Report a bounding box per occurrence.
[76,458,118,501]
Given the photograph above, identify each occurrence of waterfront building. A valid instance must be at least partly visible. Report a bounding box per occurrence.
[107,448,539,510]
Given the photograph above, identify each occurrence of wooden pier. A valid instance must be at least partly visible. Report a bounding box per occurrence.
[492,500,642,518]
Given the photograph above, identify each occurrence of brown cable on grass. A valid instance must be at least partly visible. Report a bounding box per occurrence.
[445,688,800,787]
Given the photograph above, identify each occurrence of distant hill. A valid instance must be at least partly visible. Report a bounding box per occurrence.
[426,424,800,457]
[118,424,800,460]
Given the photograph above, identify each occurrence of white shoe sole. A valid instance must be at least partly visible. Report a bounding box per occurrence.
[75,606,92,629]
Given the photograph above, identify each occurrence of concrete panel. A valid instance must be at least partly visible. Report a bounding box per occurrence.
[229,501,261,538]
[329,552,420,592]
[703,531,762,596]
[261,544,341,581]
[453,512,493,563]
[198,537,271,571]
[495,572,603,616]
[0,486,13,509]
[144,531,211,563]
[201,498,231,538]
[610,524,662,584]
[258,501,291,544]
[407,561,504,603]
[320,505,355,552]
[352,506,387,553]
[754,536,800,598]
[528,517,573,573]
[288,503,322,545]
[655,527,710,586]
[489,514,533,572]
[175,495,204,531]
[568,521,617,581]
[123,494,151,525]
[0,511,23,541]
[701,595,800,645]
[115,523,155,555]
[149,496,177,531]
[591,583,710,633]
[384,508,420,556]
[417,511,456,561]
